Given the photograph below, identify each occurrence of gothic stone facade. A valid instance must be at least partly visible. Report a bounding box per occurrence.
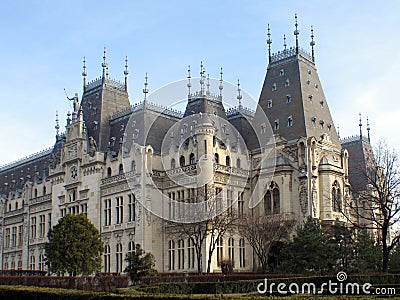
[0,42,369,274]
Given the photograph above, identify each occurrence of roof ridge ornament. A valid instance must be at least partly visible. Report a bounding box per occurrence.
[237,79,242,109]
[143,72,149,102]
[82,57,87,90]
[124,56,129,92]
[219,67,223,99]
[359,112,363,140]
[187,65,192,97]
[294,14,299,54]
[102,47,107,80]
[267,24,272,63]
[283,34,287,51]
[200,61,205,96]
[366,116,371,143]
[310,26,315,62]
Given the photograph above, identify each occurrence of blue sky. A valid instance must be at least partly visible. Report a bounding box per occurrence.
[0,1,399,165]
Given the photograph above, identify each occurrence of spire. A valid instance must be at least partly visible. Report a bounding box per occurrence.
[294,14,299,54]
[187,65,192,97]
[359,113,363,140]
[200,61,205,96]
[124,56,129,92]
[367,116,371,143]
[283,34,287,51]
[55,111,60,139]
[267,24,272,63]
[143,72,149,102]
[82,56,87,90]
[310,26,315,62]
[219,67,223,98]
[237,79,242,109]
[206,73,210,95]
[102,47,108,80]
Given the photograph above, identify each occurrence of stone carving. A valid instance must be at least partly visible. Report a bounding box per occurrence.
[88,136,98,157]
[299,180,308,215]
[312,179,317,217]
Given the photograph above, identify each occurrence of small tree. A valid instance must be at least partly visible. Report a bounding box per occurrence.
[280,217,336,275]
[351,229,381,273]
[45,214,103,276]
[125,243,156,283]
[239,213,295,273]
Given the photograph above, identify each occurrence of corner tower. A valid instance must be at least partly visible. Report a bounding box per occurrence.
[259,22,340,147]
[81,49,131,152]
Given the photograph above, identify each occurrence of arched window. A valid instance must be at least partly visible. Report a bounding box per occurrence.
[226,156,230,166]
[239,238,245,268]
[128,241,135,254]
[264,182,280,214]
[216,237,223,266]
[39,254,45,271]
[107,167,112,178]
[177,239,185,269]
[104,245,111,273]
[236,158,241,169]
[228,238,235,266]
[171,158,176,169]
[179,156,185,167]
[119,164,124,175]
[30,255,35,270]
[43,186,46,196]
[34,189,38,198]
[214,153,219,164]
[189,153,195,165]
[188,238,195,269]
[116,243,123,273]
[168,240,175,270]
[332,181,342,212]
[131,160,136,173]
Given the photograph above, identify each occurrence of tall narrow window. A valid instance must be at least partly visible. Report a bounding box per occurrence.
[239,238,246,268]
[116,243,123,273]
[178,239,185,269]
[227,189,233,216]
[39,214,45,238]
[5,228,10,248]
[216,187,223,213]
[30,216,37,239]
[214,153,219,164]
[264,190,272,215]
[119,164,124,174]
[18,225,23,247]
[225,156,230,166]
[107,167,112,178]
[286,95,291,103]
[39,254,45,271]
[104,245,111,273]
[264,182,280,214]
[228,238,235,266]
[171,158,176,169]
[238,192,244,218]
[168,240,175,270]
[236,158,241,169]
[128,194,136,222]
[179,156,185,167]
[274,120,279,131]
[273,188,280,214]
[116,196,123,224]
[188,238,195,269]
[30,255,35,270]
[104,199,111,226]
[216,237,223,266]
[287,116,293,127]
[131,160,136,173]
[128,241,135,254]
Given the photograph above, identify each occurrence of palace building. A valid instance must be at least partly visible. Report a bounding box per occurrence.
[0,19,372,273]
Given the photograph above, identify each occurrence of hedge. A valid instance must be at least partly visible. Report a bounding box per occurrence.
[0,285,391,300]
[137,274,400,295]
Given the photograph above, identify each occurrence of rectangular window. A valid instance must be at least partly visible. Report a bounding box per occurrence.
[287,116,293,127]
[104,199,111,226]
[5,228,10,248]
[47,213,51,231]
[30,217,37,239]
[188,239,195,269]
[116,196,124,224]
[238,192,244,218]
[239,238,246,268]
[227,189,233,216]
[39,214,45,238]
[18,225,23,247]
[274,119,279,130]
[267,99,272,108]
[178,240,185,269]
[216,237,223,266]
[11,226,17,247]
[286,95,291,103]
[216,188,223,213]
[128,194,136,222]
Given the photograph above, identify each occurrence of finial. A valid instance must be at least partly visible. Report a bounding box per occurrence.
[337,124,340,139]
[310,26,315,62]
[187,65,192,97]
[283,34,287,51]
[55,111,60,138]
[143,72,149,101]
[206,73,210,95]
[237,79,242,108]
[67,111,71,126]
[267,24,272,63]
[367,116,371,143]
[102,47,108,79]
[106,65,109,78]
[359,113,363,140]
[124,56,129,92]
[219,67,223,98]
[200,61,205,95]
[294,14,299,54]
[82,57,87,89]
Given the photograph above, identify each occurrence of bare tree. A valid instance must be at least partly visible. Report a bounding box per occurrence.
[344,141,400,272]
[239,213,295,273]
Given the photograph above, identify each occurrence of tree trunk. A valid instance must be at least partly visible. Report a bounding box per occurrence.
[382,229,389,272]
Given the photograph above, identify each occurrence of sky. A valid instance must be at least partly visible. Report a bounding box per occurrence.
[0,0,399,166]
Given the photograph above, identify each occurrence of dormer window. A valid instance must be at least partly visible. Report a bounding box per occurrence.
[274,120,279,130]
[315,83,319,89]
[261,123,266,134]
[279,69,285,76]
[320,100,324,108]
[286,95,291,103]
[306,80,310,85]
[285,79,290,87]
[327,124,332,131]
[267,99,272,108]
[311,117,317,126]
[308,95,313,101]
[320,120,325,128]
[272,83,277,91]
